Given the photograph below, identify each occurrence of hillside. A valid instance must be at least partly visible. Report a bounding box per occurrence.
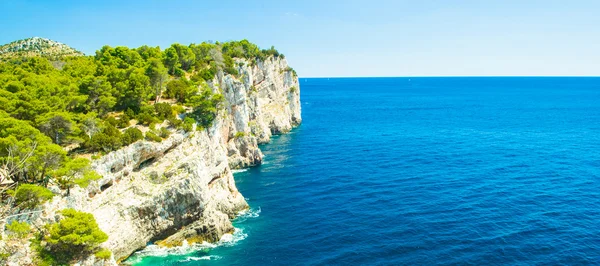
[0,38,300,265]
[0,37,84,60]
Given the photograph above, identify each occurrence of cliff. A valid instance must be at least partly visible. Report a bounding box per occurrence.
[4,56,300,265]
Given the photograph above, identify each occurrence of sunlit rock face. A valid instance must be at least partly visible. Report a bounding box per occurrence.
[10,56,300,265]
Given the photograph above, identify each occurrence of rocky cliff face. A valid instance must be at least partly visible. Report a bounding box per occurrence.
[5,56,300,265]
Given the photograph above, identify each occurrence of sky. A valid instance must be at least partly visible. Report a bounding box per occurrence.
[1,0,599,77]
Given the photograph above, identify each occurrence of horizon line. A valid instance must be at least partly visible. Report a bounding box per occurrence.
[299,76,600,79]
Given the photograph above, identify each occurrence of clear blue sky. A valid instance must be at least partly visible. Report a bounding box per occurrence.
[1,0,599,77]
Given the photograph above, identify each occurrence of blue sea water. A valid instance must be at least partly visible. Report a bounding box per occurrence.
[128,77,600,265]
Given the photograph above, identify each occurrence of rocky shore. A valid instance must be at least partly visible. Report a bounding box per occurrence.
[4,56,300,265]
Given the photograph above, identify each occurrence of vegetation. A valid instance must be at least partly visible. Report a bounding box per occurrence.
[145,131,162,142]
[73,170,102,188]
[43,209,108,264]
[12,184,54,209]
[0,37,84,60]
[95,248,112,260]
[121,127,144,145]
[0,38,283,229]
[234,132,246,138]
[5,220,31,238]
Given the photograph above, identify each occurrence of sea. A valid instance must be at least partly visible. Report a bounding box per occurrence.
[127,77,600,265]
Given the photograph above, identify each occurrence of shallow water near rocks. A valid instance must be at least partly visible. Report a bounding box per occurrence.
[130,77,600,265]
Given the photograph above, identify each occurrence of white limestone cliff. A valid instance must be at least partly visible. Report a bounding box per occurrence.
[3,56,300,265]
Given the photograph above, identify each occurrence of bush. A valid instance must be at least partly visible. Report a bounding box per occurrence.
[104,116,118,127]
[159,127,170,138]
[199,67,216,81]
[6,221,30,238]
[174,68,185,77]
[171,104,185,115]
[87,123,122,152]
[136,105,159,125]
[181,117,195,132]
[74,171,102,188]
[117,113,130,128]
[13,184,54,209]
[121,127,143,145]
[88,133,119,153]
[95,248,111,260]
[187,90,224,128]
[45,209,108,263]
[234,132,246,138]
[154,103,174,120]
[168,117,182,128]
[166,79,196,103]
[145,131,162,142]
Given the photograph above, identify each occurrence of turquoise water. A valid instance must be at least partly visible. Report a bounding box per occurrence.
[129,77,600,265]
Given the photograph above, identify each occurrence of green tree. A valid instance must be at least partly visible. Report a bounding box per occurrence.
[165,79,197,103]
[188,89,225,128]
[37,113,73,145]
[45,209,108,263]
[79,77,116,117]
[121,127,143,145]
[0,117,65,183]
[154,102,174,120]
[163,47,180,75]
[13,184,54,209]
[146,58,168,101]
[34,144,67,183]
[136,45,162,61]
[87,123,122,152]
[173,44,196,71]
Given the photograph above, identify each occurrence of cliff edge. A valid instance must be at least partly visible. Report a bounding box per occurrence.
[5,56,300,265]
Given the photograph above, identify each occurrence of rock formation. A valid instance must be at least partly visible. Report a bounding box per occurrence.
[4,56,300,265]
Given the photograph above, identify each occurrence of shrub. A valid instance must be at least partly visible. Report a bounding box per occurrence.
[159,127,170,138]
[199,67,216,81]
[125,108,136,119]
[181,117,195,132]
[94,248,111,260]
[190,73,205,83]
[117,113,130,128]
[136,104,159,125]
[174,68,185,77]
[234,132,246,138]
[136,111,158,126]
[13,184,54,209]
[121,127,143,145]
[45,209,108,263]
[74,171,102,188]
[171,105,185,115]
[145,131,162,142]
[168,117,182,128]
[225,66,238,76]
[165,79,196,103]
[104,116,118,127]
[54,176,75,191]
[88,132,119,153]
[187,90,224,128]
[87,123,122,152]
[154,103,174,120]
[6,221,30,238]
